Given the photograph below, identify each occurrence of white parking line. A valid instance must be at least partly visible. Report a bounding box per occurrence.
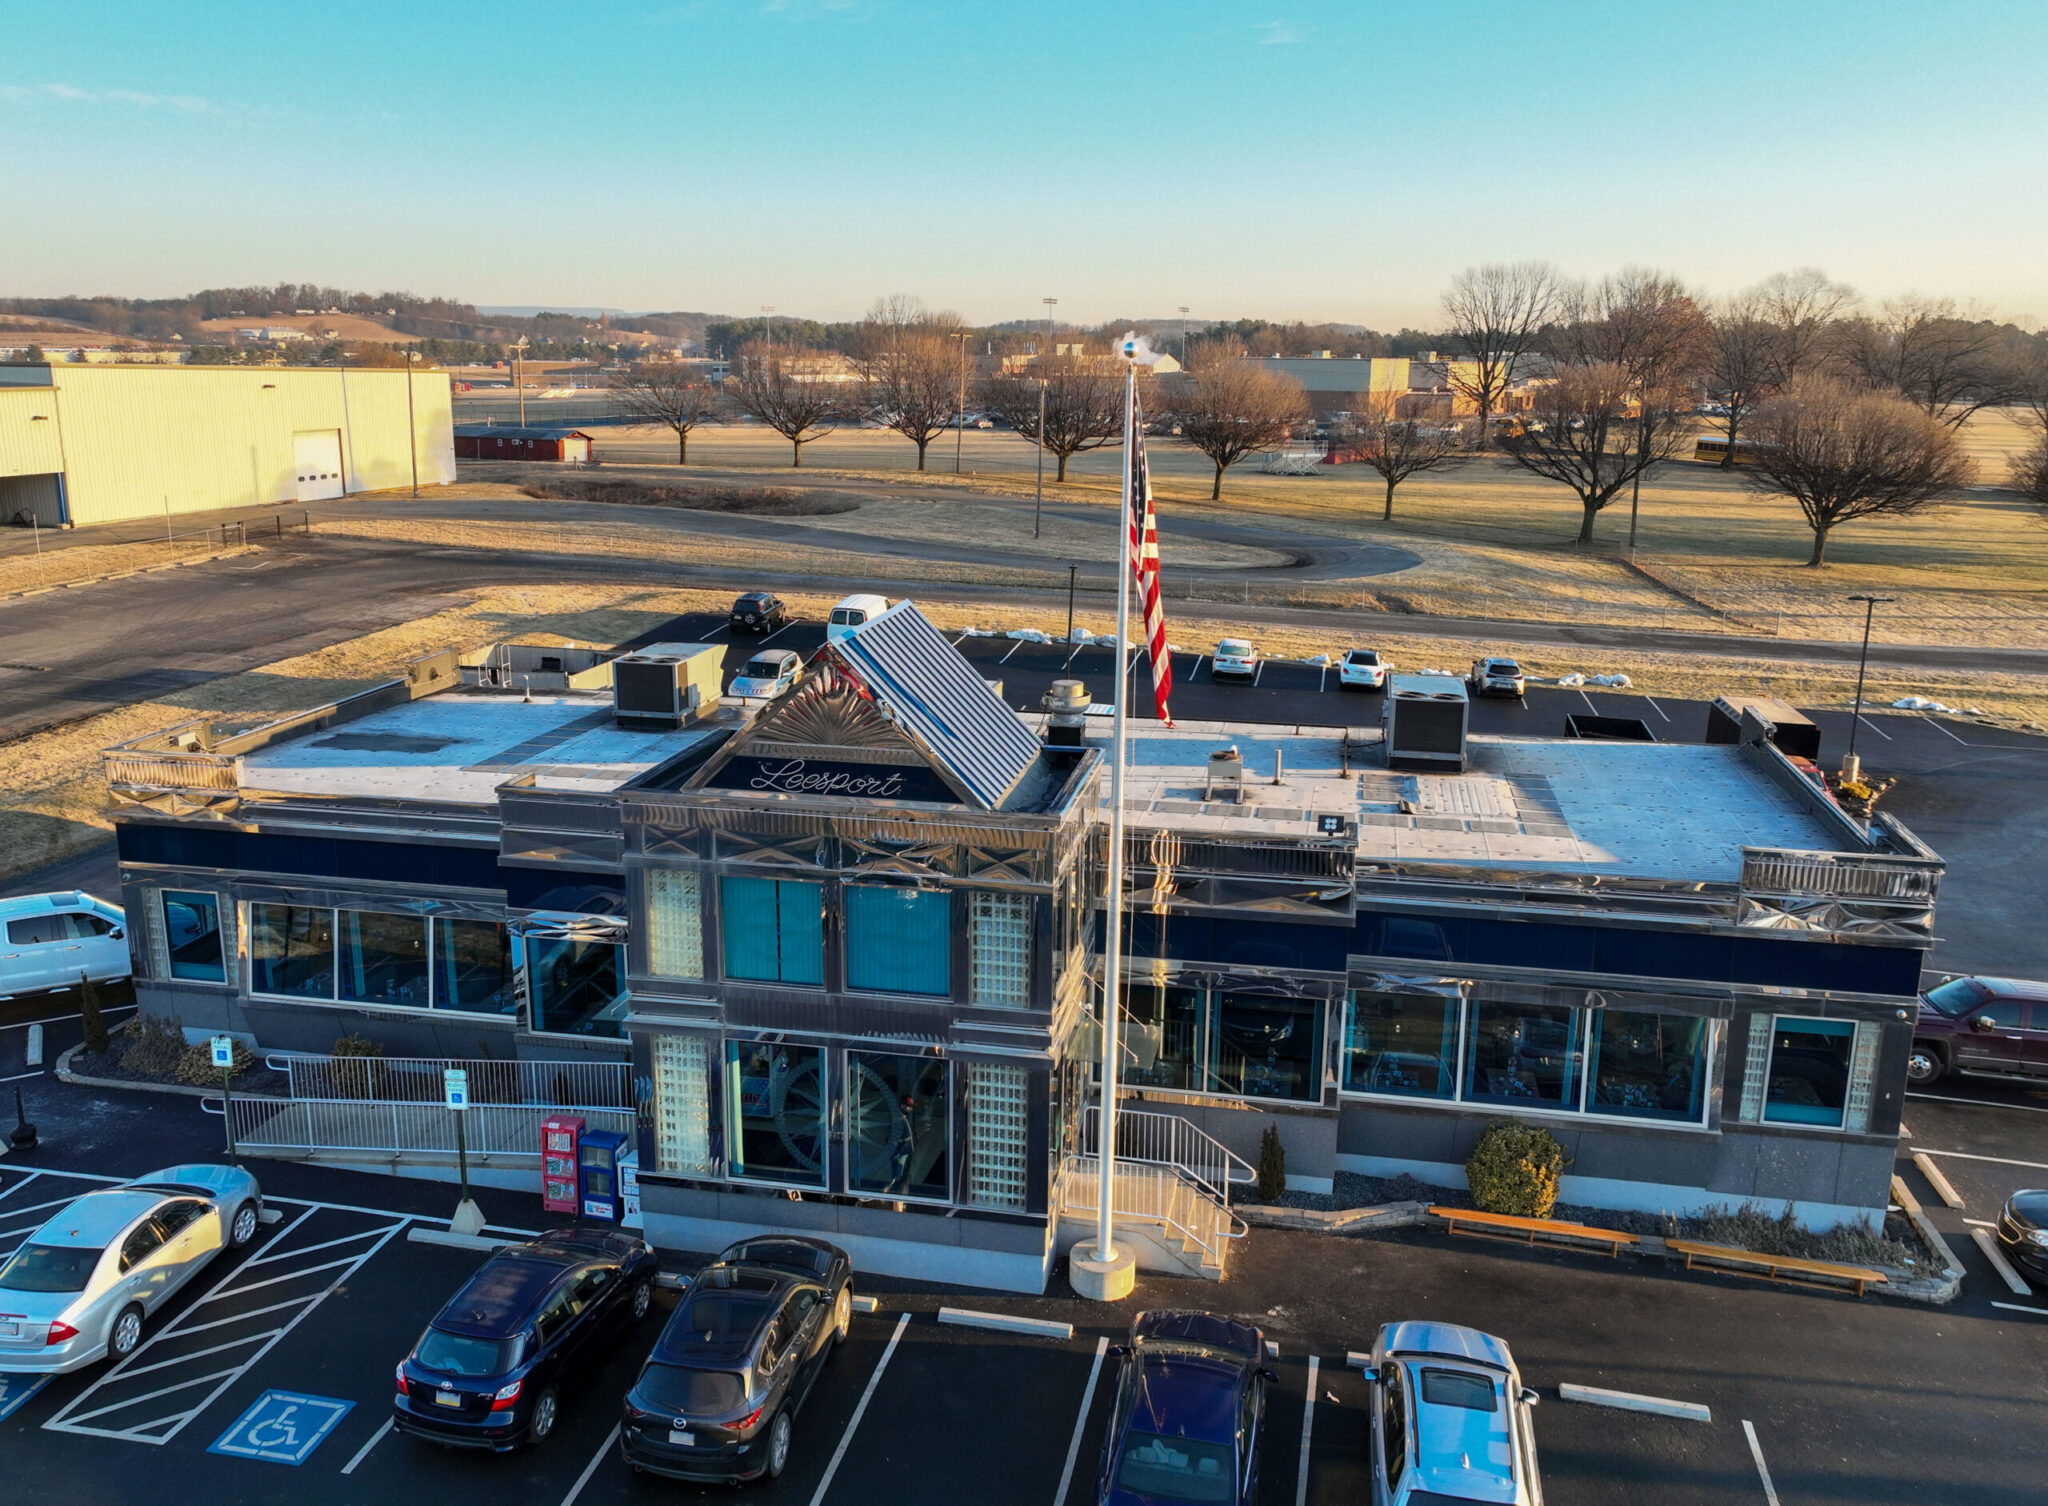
[242,1223,391,1267]
[999,640,1024,664]
[1991,1301,2048,1316]
[1907,1093,2048,1117]
[1252,662,1265,686]
[1054,1336,1108,1506]
[1922,713,1968,745]
[0,1068,48,1084]
[1743,1420,1781,1506]
[1918,1148,2048,1172]
[1642,694,1671,722]
[1186,655,1205,681]
[0,1004,135,1032]
[340,1417,394,1475]
[194,1253,364,1303]
[1971,1228,2032,1294]
[810,1311,910,1506]
[1855,712,1893,741]
[561,1421,622,1506]
[1578,689,1598,714]
[1294,1355,1319,1506]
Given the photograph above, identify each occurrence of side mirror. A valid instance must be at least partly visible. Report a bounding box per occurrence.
[1107,1343,1129,1357]
[1519,1387,1541,1408]
[1258,1367,1280,1385]
[110,926,125,941]
[1973,1015,1998,1033]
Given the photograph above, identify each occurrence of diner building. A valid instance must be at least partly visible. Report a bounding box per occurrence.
[102,605,1943,1293]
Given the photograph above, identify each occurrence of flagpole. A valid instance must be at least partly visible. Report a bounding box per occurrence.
[1096,356,1136,1272]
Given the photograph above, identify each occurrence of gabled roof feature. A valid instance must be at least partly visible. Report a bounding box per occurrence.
[828,601,1044,809]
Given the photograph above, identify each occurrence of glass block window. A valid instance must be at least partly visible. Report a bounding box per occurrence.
[1843,1021,1881,1133]
[645,869,704,979]
[652,1033,713,1175]
[1736,1012,1774,1123]
[966,1062,1029,1209]
[969,892,1032,1009]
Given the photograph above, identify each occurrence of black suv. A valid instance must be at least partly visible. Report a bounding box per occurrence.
[731,592,789,633]
[620,1235,853,1483]
[394,1226,658,1451]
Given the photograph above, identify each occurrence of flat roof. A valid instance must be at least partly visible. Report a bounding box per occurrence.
[1094,722,1843,881]
[237,690,718,806]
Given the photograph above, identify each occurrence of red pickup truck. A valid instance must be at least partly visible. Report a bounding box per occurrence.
[1909,977,2048,1086]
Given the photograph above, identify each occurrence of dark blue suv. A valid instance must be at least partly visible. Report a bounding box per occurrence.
[394,1226,658,1451]
[1097,1310,1275,1506]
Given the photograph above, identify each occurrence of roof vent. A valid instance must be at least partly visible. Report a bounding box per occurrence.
[1043,678,1090,747]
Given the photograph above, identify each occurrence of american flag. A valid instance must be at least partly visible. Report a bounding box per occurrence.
[1125,383,1173,725]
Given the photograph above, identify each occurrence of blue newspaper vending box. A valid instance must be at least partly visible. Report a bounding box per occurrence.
[577,1128,630,1221]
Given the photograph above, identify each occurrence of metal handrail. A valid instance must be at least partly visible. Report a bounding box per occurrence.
[1082,1104,1256,1208]
[261,1053,629,1111]
[204,1094,631,1160]
[1058,1154,1242,1264]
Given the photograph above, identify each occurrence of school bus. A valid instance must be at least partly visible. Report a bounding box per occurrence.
[1694,435,1765,465]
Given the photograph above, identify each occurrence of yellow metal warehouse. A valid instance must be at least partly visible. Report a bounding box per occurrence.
[0,363,455,528]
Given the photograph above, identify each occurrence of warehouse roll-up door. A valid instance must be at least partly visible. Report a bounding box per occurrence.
[292,430,345,501]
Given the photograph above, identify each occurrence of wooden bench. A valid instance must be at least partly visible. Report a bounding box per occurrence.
[1429,1206,1639,1258]
[1665,1240,1887,1298]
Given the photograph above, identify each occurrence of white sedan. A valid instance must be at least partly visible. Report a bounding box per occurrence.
[1338,648,1389,690]
[1210,638,1260,680]
[0,1163,264,1373]
[730,649,802,702]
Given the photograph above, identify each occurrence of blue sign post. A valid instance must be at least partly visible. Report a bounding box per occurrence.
[208,1390,354,1465]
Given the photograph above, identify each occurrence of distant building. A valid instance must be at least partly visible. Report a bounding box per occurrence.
[1241,353,1488,422]
[454,424,593,463]
[0,363,453,527]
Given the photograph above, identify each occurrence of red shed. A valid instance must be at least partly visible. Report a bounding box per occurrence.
[454,424,593,463]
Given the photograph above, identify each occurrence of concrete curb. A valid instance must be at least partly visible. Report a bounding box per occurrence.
[53,1042,279,1101]
[1558,1383,1712,1422]
[1235,1199,1431,1233]
[1890,1174,1966,1305]
[1912,1151,1967,1210]
[406,1226,514,1253]
[937,1307,1073,1341]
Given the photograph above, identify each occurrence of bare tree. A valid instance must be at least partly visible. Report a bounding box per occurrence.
[1335,392,1467,520]
[1838,295,2021,427]
[1707,288,1778,467]
[853,298,964,470]
[1500,362,1690,544]
[1440,261,1563,445]
[1755,267,1857,385]
[726,339,843,466]
[1161,340,1309,499]
[608,360,724,463]
[1745,377,1970,565]
[2013,436,2048,513]
[979,347,1127,482]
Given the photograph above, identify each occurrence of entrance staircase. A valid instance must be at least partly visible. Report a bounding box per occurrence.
[1056,1106,1253,1281]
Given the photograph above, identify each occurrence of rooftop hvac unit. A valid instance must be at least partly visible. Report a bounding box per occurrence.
[1383,674,1469,771]
[612,642,724,727]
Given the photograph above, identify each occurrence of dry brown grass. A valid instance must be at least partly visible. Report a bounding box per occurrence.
[0,536,254,596]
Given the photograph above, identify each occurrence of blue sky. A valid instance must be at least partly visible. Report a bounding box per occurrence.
[3,0,2044,327]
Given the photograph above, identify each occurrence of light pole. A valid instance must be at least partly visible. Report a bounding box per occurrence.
[512,335,528,427]
[1177,306,1190,368]
[1066,563,1078,644]
[952,331,968,474]
[762,305,775,366]
[1034,378,1046,537]
[405,347,421,499]
[1843,595,1894,780]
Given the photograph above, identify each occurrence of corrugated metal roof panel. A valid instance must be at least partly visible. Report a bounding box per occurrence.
[832,601,1042,810]
[453,424,592,440]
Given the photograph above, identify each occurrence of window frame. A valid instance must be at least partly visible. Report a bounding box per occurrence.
[842,883,952,999]
[722,1039,831,1192]
[844,1049,953,1205]
[245,902,339,1002]
[156,888,227,984]
[718,876,826,988]
[1757,1015,1858,1130]
[525,933,628,1041]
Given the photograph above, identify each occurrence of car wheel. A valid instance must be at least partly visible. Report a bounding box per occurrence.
[528,1386,559,1445]
[630,1277,652,1321]
[1906,1045,1946,1086]
[230,1202,260,1248]
[832,1285,851,1349]
[764,1411,791,1479]
[110,1304,145,1360]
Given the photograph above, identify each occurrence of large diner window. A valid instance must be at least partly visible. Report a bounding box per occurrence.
[1762,1017,1854,1127]
[720,877,824,986]
[1463,1000,1581,1109]
[844,885,950,997]
[847,1051,950,1200]
[339,911,428,1007]
[1587,1009,1709,1122]
[249,904,335,999]
[1342,990,1459,1100]
[433,919,513,1014]
[1211,990,1322,1102]
[158,890,225,982]
[725,1040,827,1188]
[1123,981,1208,1092]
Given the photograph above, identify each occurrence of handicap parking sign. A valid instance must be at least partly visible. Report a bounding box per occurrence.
[0,1372,50,1423]
[207,1389,354,1465]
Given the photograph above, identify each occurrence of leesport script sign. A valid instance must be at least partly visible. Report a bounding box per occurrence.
[707,756,959,804]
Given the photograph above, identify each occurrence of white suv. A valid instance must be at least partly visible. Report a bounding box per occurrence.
[1367,1321,1544,1504]
[0,891,130,998]
[1467,657,1527,698]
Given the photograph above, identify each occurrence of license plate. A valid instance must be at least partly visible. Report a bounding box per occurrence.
[668,1430,694,1446]
[435,1392,462,1408]
[0,1322,17,1338]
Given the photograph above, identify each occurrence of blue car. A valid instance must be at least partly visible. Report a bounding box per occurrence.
[1096,1310,1275,1505]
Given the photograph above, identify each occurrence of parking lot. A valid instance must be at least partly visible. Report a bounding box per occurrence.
[4,1063,2048,1506]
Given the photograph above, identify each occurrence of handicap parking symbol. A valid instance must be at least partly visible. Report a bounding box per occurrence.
[0,1372,51,1423]
[208,1389,354,1465]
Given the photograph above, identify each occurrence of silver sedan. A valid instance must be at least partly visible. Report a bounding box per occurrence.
[0,1162,264,1374]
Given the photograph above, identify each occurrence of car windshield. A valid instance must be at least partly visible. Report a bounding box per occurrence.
[740,659,784,679]
[1218,641,1252,656]
[0,1242,102,1292]
[1490,661,1521,675]
[636,1362,748,1415]
[1923,978,1992,1017]
[415,1327,520,1377]
[1115,1432,1235,1502]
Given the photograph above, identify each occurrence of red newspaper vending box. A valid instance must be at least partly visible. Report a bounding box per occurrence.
[541,1114,586,1214]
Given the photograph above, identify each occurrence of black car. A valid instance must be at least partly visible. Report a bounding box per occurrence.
[621,1235,853,1483]
[1096,1310,1275,1506]
[731,592,788,633]
[1996,1189,2048,1284]
[394,1226,658,1451]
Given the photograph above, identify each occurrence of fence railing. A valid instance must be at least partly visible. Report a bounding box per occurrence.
[207,1097,632,1162]
[1081,1105,1255,1209]
[267,1053,631,1111]
[1056,1155,1245,1265]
